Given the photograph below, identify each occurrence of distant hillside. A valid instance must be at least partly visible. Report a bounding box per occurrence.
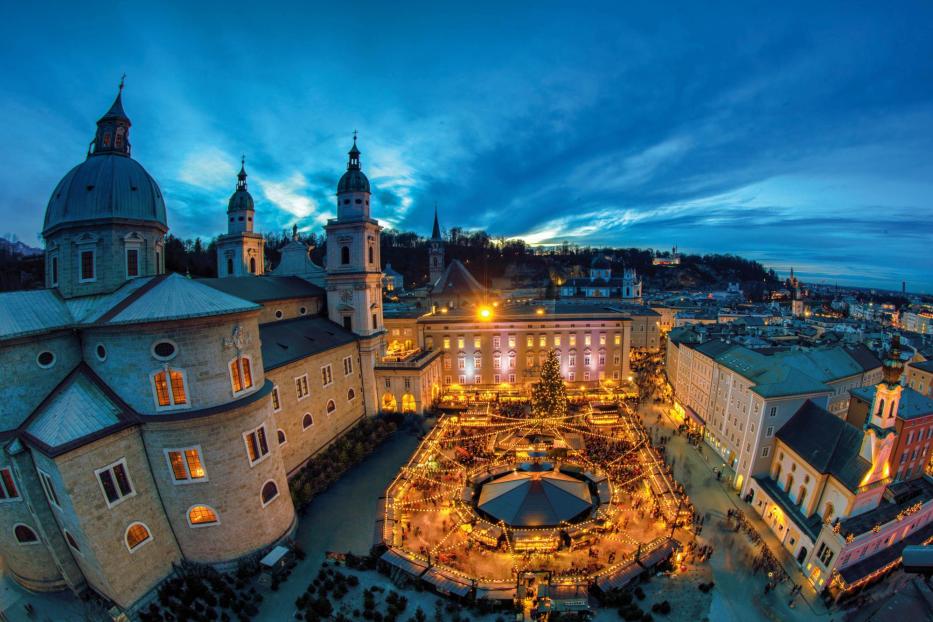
[0,236,43,291]
[0,237,41,258]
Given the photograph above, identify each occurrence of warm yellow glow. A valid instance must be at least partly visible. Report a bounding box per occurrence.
[535,308,545,315]
[882,460,890,479]
[478,306,492,320]
[440,307,448,314]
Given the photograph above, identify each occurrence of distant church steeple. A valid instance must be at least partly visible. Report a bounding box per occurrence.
[217,156,264,277]
[90,75,131,157]
[429,203,445,285]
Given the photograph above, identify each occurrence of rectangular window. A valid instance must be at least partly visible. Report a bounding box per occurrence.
[761,447,770,458]
[271,386,281,412]
[458,356,466,370]
[50,256,59,286]
[38,470,60,508]
[444,357,451,369]
[459,375,466,385]
[126,248,139,277]
[508,373,516,383]
[343,356,353,376]
[584,335,592,346]
[508,335,516,348]
[539,335,546,347]
[599,334,606,345]
[584,371,590,381]
[96,459,135,508]
[554,335,561,346]
[443,338,451,350]
[79,249,95,282]
[0,468,19,500]
[614,334,621,345]
[526,355,534,367]
[613,354,621,365]
[321,365,333,386]
[494,374,501,384]
[474,355,482,369]
[766,426,774,437]
[230,357,253,394]
[769,407,777,417]
[526,336,534,347]
[569,335,576,347]
[295,374,309,400]
[165,447,207,483]
[457,337,465,349]
[584,355,591,366]
[493,355,501,370]
[598,354,606,366]
[474,336,482,349]
[444,375,451,385]
[244,425,270,466]
[154,369,188,408]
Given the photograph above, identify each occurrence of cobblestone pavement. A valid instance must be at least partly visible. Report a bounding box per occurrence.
[640,398,835,621]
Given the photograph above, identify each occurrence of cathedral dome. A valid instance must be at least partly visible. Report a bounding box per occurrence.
[881,335,905,385]
[336,137,370,194]
[43,154,167,236]
[42,83,168,236]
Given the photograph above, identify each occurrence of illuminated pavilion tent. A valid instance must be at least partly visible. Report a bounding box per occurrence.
[477,468,594,527]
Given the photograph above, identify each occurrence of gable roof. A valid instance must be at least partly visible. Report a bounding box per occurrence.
[198,276,324,303]
[777,400,870,492]
[259,316,359,369]
[0,289,73,341]
[430,259,484,296]
[22,365,136,456]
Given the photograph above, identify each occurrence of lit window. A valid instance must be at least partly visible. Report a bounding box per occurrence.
[244,425,270,466]
[14,524,38,544]
[125,522,152,551]
[443,338,451,350]
[260,480,279,507]
[38,470,60,508]
[0,468,19,501]
[599,334,606,345]
[554,336,561,347]
[326,400,336,415]
[508,335,516,348]
[302,413,313,429]
[187,505,219,527]
[457,337,465,349]
[96,459,135,507]
[614,334,621,345]
[152,368,188,409]
[584,335,592,346]
[526,336,534,347]
[271,386,281,412]
[165,447,207,483]
[229,356,253,395]
[295,374,310,400]
[475,336,482,349]
[569,335,576,347]
[321,365,333,387]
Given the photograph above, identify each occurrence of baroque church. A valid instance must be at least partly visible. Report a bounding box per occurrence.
[0,85,443,611]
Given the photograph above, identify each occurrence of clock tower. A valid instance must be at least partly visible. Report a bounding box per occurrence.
[325,135,384,414]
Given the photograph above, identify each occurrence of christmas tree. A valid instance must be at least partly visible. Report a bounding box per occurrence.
[532,349,568,418]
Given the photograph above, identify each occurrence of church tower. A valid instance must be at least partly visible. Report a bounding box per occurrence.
[854,335,903,512]
[216,158,265,277]
[428,205,445,285]
[325,135,384,414]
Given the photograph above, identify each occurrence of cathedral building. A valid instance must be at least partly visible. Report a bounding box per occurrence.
[559,256,642,301]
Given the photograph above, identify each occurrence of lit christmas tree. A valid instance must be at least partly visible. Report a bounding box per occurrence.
[532,349,568,418]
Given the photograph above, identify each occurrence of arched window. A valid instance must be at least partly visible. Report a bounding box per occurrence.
[187,505,219,527]
[326,400,336,415]
[152,368,188,409]
[877,399,885,417]
[277,429,287,445]
[64,530,80,552]
[302,413,313,429]
[347,388,356,401]
[772,463,782,482]
[368,245,374,264]
[797,486,807,507]
[125,522,152,552]
[226,257,234,275]
[14,524,38,544]
[260,481,279,507]
[382,393,398,412]
[785,475,794,493]
[340,246,350,265]
[249,257,256,273]
[823,502,835,523]
[402,393,416,413]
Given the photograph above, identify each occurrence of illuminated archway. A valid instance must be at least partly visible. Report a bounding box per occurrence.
[401,393,416,413]
[382,393,398,412]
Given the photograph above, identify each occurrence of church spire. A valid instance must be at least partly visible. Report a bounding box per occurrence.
[237,155,248,191]
[432,203,441,240]
[347,130,361,170]
[90,75,131,157]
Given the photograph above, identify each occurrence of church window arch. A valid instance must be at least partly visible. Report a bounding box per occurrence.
[260,481,279,507]
[226,257,234,275]
[368,245,374,264]
[249,257,256,273]
[340,246,350,265]
[877,399,885,417]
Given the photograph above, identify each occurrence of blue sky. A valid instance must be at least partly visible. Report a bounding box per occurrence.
[1,2,931,291]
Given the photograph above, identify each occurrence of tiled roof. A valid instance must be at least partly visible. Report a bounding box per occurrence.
[100,273,260,325]
[24,366,133,453]
[844,344,882,372]
[430,259,485,296]
[776,400,870,492]
[850,385,933,421]
[198,276,324,303]
[911,359,933,373]
[752,475,824,541]
[840,477,933,537]
[0,289,73,341]
[260,316,358,369]
[66,276,154,323]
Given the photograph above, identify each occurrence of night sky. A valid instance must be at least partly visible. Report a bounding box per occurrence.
[1,2,931,291]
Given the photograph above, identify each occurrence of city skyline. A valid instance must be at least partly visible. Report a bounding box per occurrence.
[1,2,932,291]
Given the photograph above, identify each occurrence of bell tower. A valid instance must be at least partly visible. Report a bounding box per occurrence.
[325,134,384,415]
[216,157,265,277]
[429,204,445,285]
